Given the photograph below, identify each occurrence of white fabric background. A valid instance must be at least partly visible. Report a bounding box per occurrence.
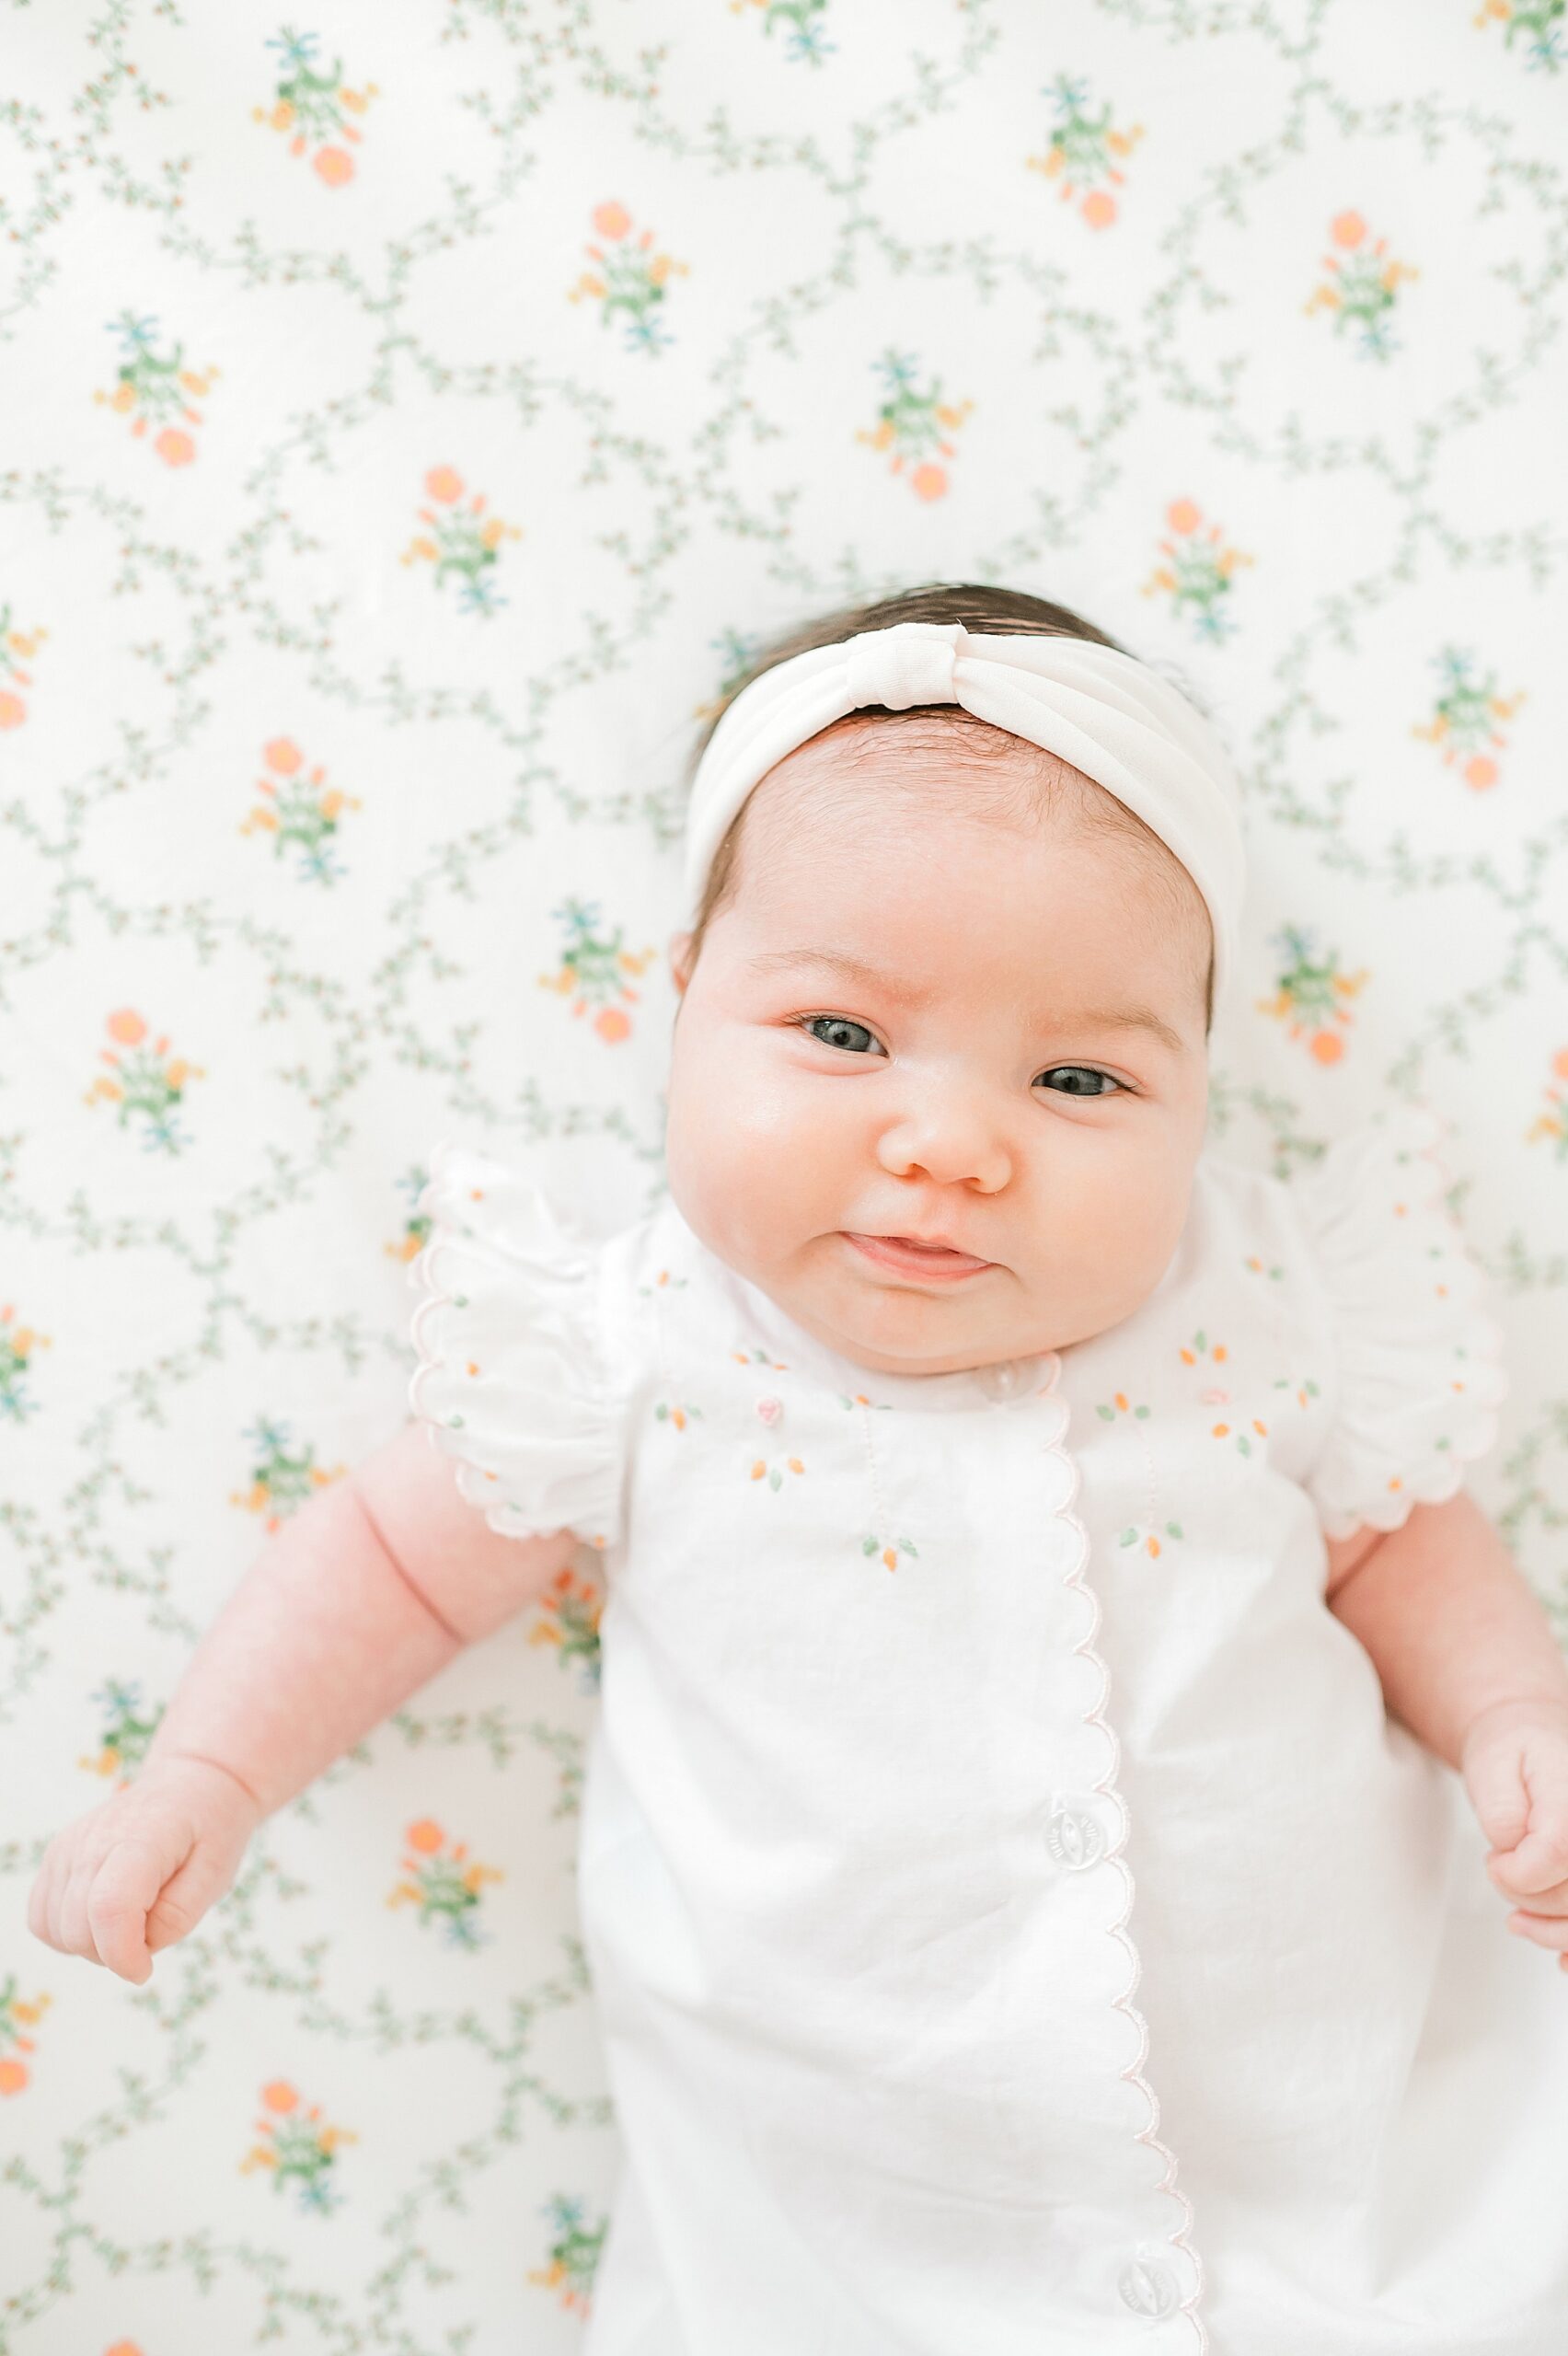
[3,3,1565,2350]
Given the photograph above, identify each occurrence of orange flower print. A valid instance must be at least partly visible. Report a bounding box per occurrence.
[0,1975,52,2096]
[77,1677,164,1784]
[1140,498,1253,642]
[1303,211,1420,362]
[538,898,657,1042]
[0,605,47,730]
[855,349,974,502]
[1254,925,1368,1065]
[252,28,378,184]
[84,1010,204,1153]
[750,1399,805,1490]
[1095,1390,1151,1425]
[94,312,219,465]
[1117,1518,1185,1560]
[387,1817,503,1952]
[386,1165,432,1262]
[1473,1,1567,73]
[1026,72,1146,229]
[1527,1046,1568,1161]
[399,466,522,617]
[652,1397,703,1432]
[527,1564,604,1693]
[730,0,836,65]
[240,2078,358,2213]
[1178,1329,1227,1370]
[568,202,690,354]
[1271,1369,1323,1413]
[1411,646,1527,792]
[1180,1330,1269,1457]
[861,1530,919,1573]
[526,2192,607,2315]
[240,734,360,882]
[230,1418,344,1531]
[0,1302,50,1424]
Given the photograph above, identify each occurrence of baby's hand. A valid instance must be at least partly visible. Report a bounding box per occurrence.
[27,1753,261,1986]
[1461,1697,1568,1970]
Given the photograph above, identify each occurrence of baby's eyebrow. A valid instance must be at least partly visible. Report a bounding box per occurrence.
[744,948,1186,1055]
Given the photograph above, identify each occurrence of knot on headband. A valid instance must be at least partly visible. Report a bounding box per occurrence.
[684,618,1248,1006]
[842,618,971,710]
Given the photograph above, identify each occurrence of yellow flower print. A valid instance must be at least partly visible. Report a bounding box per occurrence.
[1140,497,1253,643]
[526,1564,603,1692]
[240,2079,359,2215]
[1255,924,1369,1065]
[1303,210,1420,362]
[539,896,657,1044]
[568,201,689,355]
[1025,72,1146,230]
[398,467,522,617]
[252,29,379,185]
[84,1010,203,1154]
[94,311,219,464]
[854,348,974,502]
[386,1817,503,1951]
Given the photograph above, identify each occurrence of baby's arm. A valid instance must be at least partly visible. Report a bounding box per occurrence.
[1325,1487,1568,1966]
[28,1426,578,1981]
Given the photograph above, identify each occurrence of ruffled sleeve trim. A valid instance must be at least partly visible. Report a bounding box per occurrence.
[407,1142,627,1552]
[1286,1101,1510,1542]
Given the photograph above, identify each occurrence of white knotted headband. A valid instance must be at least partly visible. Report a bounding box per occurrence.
[682,619,1248,1007]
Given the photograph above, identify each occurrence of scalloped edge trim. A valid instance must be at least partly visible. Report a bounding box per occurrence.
[1309,1098,1509,1542]
[1040,1349,1209,2347]
[402,1141,621,1550]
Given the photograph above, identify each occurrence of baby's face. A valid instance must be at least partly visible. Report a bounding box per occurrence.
[663,724,1212,1377]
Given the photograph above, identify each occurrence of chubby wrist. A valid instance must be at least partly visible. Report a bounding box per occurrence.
[1460,1692,1568,1763]
[138,1745,268,1825]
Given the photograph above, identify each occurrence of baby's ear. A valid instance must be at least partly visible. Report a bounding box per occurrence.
[668,930,694,996]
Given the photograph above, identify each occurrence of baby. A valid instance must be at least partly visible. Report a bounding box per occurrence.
[29,583,1568,2350]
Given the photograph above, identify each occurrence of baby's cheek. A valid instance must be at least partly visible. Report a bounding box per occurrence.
[1054,1165,1187,1311]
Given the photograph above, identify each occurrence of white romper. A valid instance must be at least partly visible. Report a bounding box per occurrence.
[409,1101,1568,2354]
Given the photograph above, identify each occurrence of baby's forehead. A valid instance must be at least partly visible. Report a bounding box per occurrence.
[732,716,1213,1011]
[748,714,1182,885]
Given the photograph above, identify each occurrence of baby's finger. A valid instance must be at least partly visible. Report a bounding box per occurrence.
[53,1848,107,1963]
[1509,1911,1568,1953]
[1489,1817,1568,1900]
[86,1844,167,1984]
[1465,1745,1531,1855]
[26,1850,60,1947]
[1489,1858,1568,1914]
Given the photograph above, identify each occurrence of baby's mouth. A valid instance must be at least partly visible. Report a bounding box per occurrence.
[841,1232,994,1282]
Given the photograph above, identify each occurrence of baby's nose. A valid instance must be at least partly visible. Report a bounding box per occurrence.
[874,1082,1011,1192]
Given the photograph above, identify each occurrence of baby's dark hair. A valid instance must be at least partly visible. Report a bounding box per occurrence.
[680,581,1214,1037]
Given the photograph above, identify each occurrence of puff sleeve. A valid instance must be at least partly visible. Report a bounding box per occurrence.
[407,1143,629,1551]
[1286,1102,1510,1542]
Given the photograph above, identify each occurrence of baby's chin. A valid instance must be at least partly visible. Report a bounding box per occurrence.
[766,1259,1048,1380]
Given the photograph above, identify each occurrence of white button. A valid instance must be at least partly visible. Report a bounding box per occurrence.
[1118,2256,1178,2317]
[974,1357,1025,1401]
[1044,1801,1107,1870]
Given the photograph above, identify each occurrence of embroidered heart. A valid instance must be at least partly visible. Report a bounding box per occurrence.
[755,1395,783,1426]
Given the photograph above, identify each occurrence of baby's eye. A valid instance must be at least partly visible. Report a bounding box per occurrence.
[800,1015,885,1057]
[1035,1066,1124,1099]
